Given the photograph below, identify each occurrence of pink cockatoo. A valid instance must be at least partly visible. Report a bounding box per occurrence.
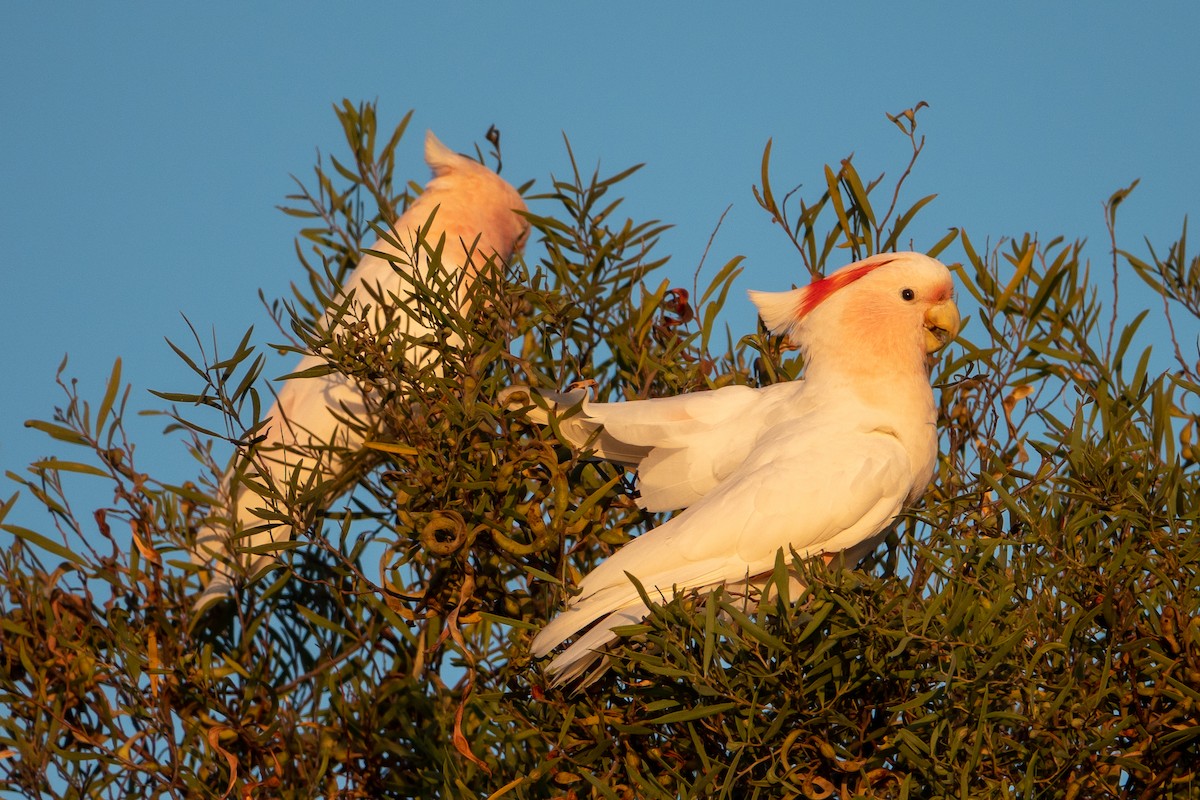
[192,131,529,612]
[508,251,960,683]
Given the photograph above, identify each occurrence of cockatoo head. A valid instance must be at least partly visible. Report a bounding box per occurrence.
[415,130,530,265]
[748,252,960,367]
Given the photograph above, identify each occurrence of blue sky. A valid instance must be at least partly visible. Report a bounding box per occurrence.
[2,5,1197,534]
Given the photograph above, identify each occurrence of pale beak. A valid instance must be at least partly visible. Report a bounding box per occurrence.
[924,299,961,353]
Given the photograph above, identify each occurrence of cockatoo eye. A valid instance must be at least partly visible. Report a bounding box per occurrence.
[900,288,916,301]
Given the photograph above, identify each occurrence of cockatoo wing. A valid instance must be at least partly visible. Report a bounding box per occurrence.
[502,381,803,511]
[190,348,378,611]
[594,381,802,511]
[531,420,913,678]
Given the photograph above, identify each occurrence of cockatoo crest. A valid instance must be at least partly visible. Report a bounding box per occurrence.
[747,254,898,345]
[413,131,530,266]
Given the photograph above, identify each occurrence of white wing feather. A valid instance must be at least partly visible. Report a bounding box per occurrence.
[504,381,804,512]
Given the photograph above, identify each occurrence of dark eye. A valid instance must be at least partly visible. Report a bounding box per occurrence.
[900,288,916,301]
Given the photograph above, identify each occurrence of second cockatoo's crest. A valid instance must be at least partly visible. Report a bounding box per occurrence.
[424,130,469,177]
[748,253,898,344]
[410,130,531,268]
[424,130,497,180]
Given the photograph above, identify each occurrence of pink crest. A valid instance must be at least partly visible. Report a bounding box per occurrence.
[799,257,896,316]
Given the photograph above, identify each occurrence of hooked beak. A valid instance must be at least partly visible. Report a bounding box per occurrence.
[924,299,961,353]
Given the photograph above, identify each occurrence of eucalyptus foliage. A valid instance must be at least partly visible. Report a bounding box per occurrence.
[2,101,1197,799]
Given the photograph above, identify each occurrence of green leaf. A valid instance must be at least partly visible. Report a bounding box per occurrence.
[994,245,1035,313]
[24,419,88,446]
[31,459,109,479]
[294,604,355,640]
[644,701,738,725]
[1,524,87,566]
[95,358,122,435]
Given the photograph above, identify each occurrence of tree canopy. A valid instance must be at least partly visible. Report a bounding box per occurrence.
[2,101,1198,799]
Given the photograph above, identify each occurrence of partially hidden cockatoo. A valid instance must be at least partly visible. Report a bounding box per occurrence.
[192,131,529,613]
[505,251,960,684]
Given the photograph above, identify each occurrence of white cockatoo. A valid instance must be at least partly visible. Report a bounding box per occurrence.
[192,131,529,612]
[507,251,960,683]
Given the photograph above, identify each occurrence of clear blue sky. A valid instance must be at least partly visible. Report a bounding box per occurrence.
[2,4,1197,534]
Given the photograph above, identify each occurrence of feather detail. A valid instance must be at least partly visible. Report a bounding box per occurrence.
[423,130,460,175]
[747,287,806,343]
[541,602,649,687]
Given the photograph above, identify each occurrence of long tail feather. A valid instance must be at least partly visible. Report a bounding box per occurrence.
[541,601,650,687]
